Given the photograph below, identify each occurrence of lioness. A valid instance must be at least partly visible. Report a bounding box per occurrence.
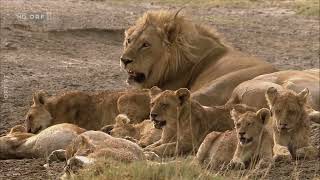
[266,87,318,161]
[25,89,150,133]
[226,69,320,111]
[145,87,233,157]
[0,123,85,159]
[120,10,276,107]
[196,105,273,170]
[109,114,162,148]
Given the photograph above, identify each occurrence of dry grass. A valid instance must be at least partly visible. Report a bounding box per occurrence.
[71,158,223,180]
[114,0,319,17]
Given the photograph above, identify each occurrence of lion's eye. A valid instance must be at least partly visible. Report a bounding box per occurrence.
[160,103,168,108]
[28,115,33,121]
[141,42,150,48]
[236,123,241,128]
[150,102,155,107]
[276,109,281,114]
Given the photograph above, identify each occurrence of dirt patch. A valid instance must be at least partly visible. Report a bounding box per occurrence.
[0,0,319,179]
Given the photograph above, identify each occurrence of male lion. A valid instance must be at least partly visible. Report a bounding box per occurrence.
[266,87,318,161]
[196,105,273,170]
[120,10,277,107]
[0,123,85,159]
[25,89,150,133]
[109,114,162,147]
[145,87,234,157]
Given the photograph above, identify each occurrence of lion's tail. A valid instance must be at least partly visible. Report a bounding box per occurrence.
[196,131,222,164]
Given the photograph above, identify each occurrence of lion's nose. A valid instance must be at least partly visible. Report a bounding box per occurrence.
[239,132,245,136]
[120,57,133,66]
[150,113,158,119]
[280,123,288,128]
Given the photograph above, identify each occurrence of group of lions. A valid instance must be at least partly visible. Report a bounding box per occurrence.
[1,10,319,178]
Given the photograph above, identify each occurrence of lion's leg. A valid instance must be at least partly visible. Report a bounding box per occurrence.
[145,139,162,149]
[256,139,273,169]
[196,131,222,164]
[228,146,246,170]
[191,65,276,106]
[295,145,318,160]
[150,142,177,157]
[273,144,292,162]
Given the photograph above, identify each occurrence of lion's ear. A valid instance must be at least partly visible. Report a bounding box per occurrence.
[125,26,136,38]
[297,88,309,105]
[175,88,190,105]
[115,114,130,125]
[33,90,48,106]
[164,22,179,43]
[256,108,270,125]
[266,87,279,107]
[149,86,162,97]
[230,108,241,122]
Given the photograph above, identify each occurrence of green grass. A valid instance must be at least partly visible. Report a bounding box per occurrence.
[72,158,224,180]
[294,0,319,16]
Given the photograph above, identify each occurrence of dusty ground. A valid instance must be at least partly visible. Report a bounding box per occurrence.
[0,0,319,179]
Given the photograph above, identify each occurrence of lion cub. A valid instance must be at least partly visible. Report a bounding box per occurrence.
[145,87,234,157]
[60,130,145,177]
[196,105,273,169]
[109,114,162,147]
[229,106,273,169]
[0,123,85,159]
[266,87,318,161]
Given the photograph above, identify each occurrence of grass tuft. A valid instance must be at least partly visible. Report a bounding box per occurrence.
[72,158,224,180]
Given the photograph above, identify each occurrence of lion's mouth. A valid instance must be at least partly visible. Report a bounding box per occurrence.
[127,70,145,83]
[239,137,253,145]
[152,119,166,129]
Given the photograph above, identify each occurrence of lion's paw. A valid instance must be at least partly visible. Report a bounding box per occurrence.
[273,153,292,163]
[256,159,272,169]
[296,146,318,160]
[47,149,66,165]
[144,151,160,161]
[228,159,245,170]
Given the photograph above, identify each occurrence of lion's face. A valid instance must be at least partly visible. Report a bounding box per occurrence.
[121,25,167,88]
[25,91,52,133]
[231,105,270,147]
[25,105,52,134]
[266,87,308,132]
[149,87,190,129]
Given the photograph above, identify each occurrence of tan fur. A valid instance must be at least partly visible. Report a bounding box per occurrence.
[25,89,150,133]
[145,87,233,157]
[110,114,162,147]
[196,105,273,170]
[0,123,85,159]
[266,87,318,161]
[121,10,276,107]
[63,131,145,176]
[226,69,320,111]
